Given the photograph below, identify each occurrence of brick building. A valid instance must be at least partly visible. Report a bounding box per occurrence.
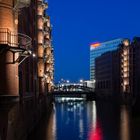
[0,0,54,99]
[95,38,140,101]
[18,0,54,97]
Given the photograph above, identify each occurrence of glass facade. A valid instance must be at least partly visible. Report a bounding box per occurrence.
[90,38,123,80]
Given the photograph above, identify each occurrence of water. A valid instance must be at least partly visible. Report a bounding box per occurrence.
[28,98,140,140]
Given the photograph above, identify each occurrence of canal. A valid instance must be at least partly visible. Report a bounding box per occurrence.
[28,98,140,140]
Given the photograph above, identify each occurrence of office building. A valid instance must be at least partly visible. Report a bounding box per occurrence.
[90,39,123,81]
[95,50,120,97]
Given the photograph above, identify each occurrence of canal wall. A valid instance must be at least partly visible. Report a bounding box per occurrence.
[0,95,53,140]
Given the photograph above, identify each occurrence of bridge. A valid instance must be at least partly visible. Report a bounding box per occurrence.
[52,90,96,101]
[52,82,96,101]
[54,82,94,91]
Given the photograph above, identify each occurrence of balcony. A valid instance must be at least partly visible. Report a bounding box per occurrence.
[44,39,50,47]
[43,54,48,62]
[43,15,50,23]
[46,59,51,64]
[44,26,50,33]
[44,34,50,40]
[44,20,51,27]
[38,18,44,30]
[0,28,31,51]
[37,5,44,16]
[45,67,51,73]
[14,0,31,11]
[0,28,32,64]
[38,0,48,9]
[38,31,44,44]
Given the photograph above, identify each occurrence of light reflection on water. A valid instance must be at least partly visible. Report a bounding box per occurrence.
[53,99,102,140]
[28,98,138,140]
[120,106,130,140]
[47,98,131,140]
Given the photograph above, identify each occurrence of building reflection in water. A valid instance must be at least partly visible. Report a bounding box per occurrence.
[120,106,131,140]
[0,98,133,140]
[28,99,133,140]
[45,108,56,140]
[55,98,87,140]
[0,110,8,140]
[0,104,19,140]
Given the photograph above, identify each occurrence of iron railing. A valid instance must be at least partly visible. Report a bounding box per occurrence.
[38,0,48,6]
[0,28,31,50]
[14,0,31,10]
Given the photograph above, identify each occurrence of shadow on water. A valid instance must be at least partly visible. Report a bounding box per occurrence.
[0,95,53,140]
[27,108,55,140]
[96,101,132,140]
[0,109,8,140]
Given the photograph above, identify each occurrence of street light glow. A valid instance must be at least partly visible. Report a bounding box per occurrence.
[33,53,36,57]
[66,80,70,83]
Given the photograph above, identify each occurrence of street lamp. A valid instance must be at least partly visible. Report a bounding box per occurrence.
[66,80,70,83]
[32,53,36,57]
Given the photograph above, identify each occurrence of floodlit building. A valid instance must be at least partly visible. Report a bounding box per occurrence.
[37,0,54,93]
[0,0,32,98]
[120,37,140,99]
[18,0,54,97]
[90,39,123,81]
[0,1,54,139]
[95,39,131,98]
[119,39,131,95]
[95,38,140,100]
[0,0,54,99]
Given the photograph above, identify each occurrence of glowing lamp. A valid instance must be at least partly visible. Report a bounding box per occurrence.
[123,40,129,46]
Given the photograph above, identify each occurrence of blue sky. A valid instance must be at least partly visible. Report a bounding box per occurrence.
[47,0,140,82]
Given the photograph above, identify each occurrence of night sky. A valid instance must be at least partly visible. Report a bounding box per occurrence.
[47,0,140,83]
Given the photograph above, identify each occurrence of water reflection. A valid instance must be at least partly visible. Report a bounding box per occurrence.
[88,102,103,140]
[120,106,131,140]
[45,109,56,140]
[54,99,101,140]
[1,98,138,140]
[48,99,133,140]
[28,99,135,140]
[0,110,8,140]
[88,121,102,140]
